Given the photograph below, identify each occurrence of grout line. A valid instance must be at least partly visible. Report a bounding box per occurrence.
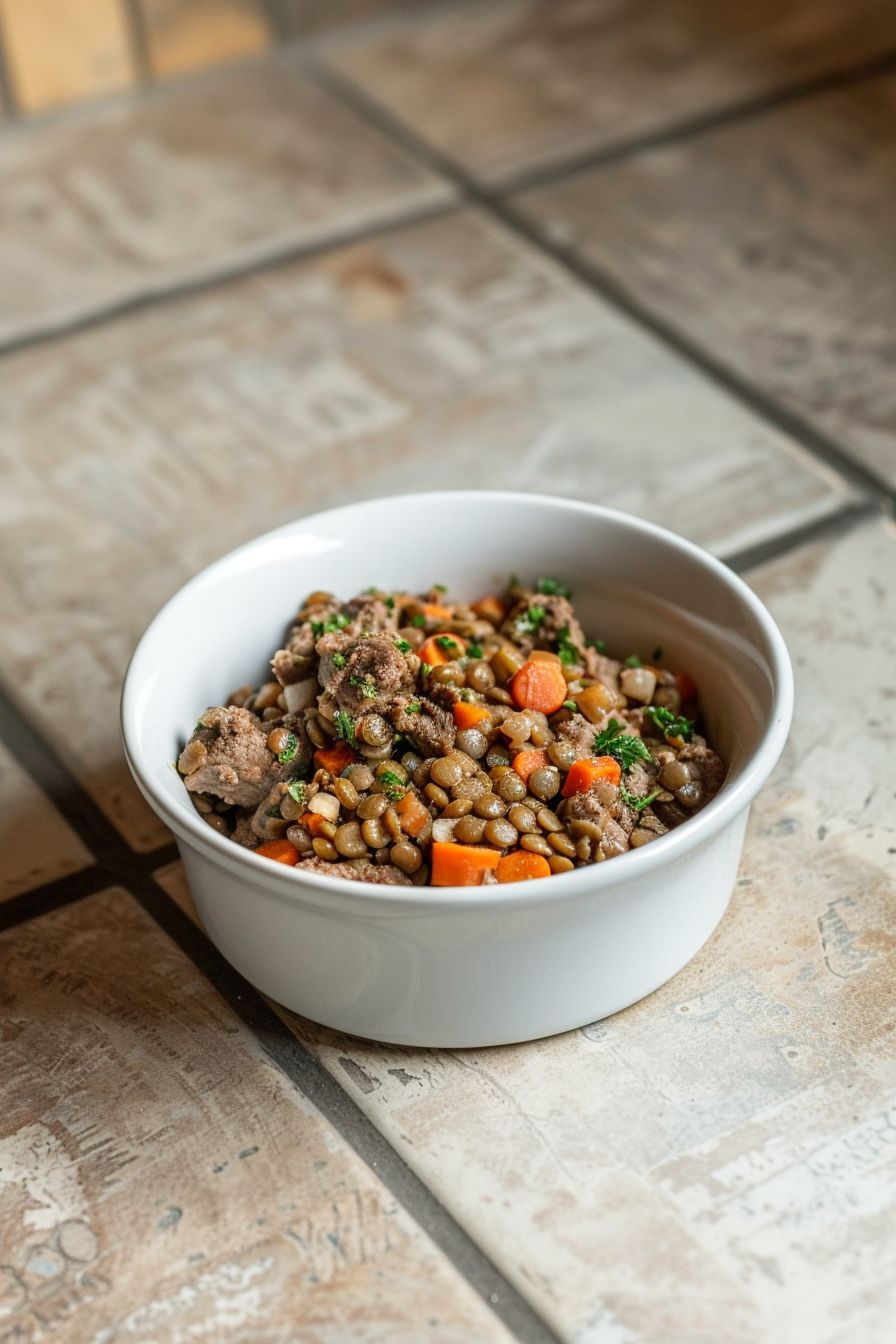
[496,47,896,194]
[724,498,882,574]
[0,194,461,362]
[308,59,896,509]
[0,682,557,1344]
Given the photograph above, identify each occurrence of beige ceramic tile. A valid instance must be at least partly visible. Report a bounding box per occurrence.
[0,740,93,899]
[167,517,896,1343]
[326,0,896,185]
[0,210,855,848]
[0,53,452,348]
[142,0,271,77]
[0,887,514,1343]
[516,73,896,488]
[0,0,136,113]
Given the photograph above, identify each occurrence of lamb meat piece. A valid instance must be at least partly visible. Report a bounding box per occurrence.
[428,681,463,712]
[501,591,588,660]
[298,857,412,886]
[564,786,632,859]
[677,739,726,801]
[342,595,399,636]
[557,713,600,761]
[391,695,455,757]
[584,650,622,691]
[271,647,315,686]
[249,781,292,840]
[179,705,287,809]
[318,633,414,714]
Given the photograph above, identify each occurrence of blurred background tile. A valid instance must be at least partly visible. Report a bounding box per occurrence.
[141,0,271,77]
[0,888,515,1343]
[0,0,137,113]
[516,73,896,487]
[0,53,452,347]
[325,0,896,184]
[0,210,855,846]
[0,741,93,899]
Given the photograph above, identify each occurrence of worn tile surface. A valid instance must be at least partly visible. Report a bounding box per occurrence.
[0,53,452,348]
[163,517,896,1343]
[516,73,896,487]
[0,741,92,900]
[326,0,896,184]
[0,209,855,847]
[0,888,513,1344]
[0,0,136,113]
[141,0,271,77]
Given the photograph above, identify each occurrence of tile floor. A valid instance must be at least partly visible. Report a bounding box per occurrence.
[1,2,893,1341]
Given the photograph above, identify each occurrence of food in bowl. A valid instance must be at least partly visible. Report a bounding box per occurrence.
[176,577,724,887]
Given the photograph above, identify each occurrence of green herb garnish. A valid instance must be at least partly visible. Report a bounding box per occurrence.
[349,674,377,699]
[395,637,412,653]
[466,642,483,659]
[363,586,378,595]
[287,780,306,805]
[334,710,358,748]
[384,595,395,610]
[379,770,406,801]
[556,625,579,666]
[536,577,572,598]
[645,705,694,741]
[517,605,546,635]
[619,784,661,812]
[588,638,607,654]
[436,635,460,652]
[420,662,432,680]
[194,720,206,732]
[593,719,653,771]
[405,701,421,714]
[277,731,299,764]
[432,583,447,593]
[562,700,577,712]
[411,613,426,627]
[624,654,642,668]
[332,652,346,668]
[312,612,351,638]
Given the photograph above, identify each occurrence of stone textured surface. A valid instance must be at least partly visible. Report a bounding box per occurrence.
[0,209,853,847]
[516,74,896,486]
[0,888,514,1344]
[326,0,896,184]
[0,53,453,347]
[160,517,896,1344]
[0,742,92,900]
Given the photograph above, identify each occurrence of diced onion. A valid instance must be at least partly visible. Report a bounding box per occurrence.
[283,678,317,713]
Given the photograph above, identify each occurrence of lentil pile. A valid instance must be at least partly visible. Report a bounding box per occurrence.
[177,578,725,886]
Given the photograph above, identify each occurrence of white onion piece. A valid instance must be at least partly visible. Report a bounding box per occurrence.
[431,818,458,842]
[283,678,317,713]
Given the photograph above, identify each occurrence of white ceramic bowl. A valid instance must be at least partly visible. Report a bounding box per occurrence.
[121,492,792,1047]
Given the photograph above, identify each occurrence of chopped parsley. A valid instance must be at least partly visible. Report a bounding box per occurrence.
[395,637,412,653]
[331,652,346,668]
[562,700,577,712]
[311,612,351,638]
[588,638,607,654]
[619,784,661,812]
[405,701,421,714]
[420,662,432,680]
[556,625,579,666]
[379,770,406,801]
[384,595,395,610]
[593,719,653,771]
[645,705,694,741]
[436,635,460,653]
[363,586,379,595]
[334,710,358,749]
[431,583,447,593]
[410,613,426,627]
[277,731,299,764]
[624,654,642,668]
[286,780,306,805]
[466,642,483,659]
[517,605,546,635]
[652,646,664,662]
[349,674,377,700]
[194,720,206,732]
[536,576,572,598]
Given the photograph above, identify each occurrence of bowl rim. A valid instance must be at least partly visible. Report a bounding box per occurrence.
[121,490,793,909]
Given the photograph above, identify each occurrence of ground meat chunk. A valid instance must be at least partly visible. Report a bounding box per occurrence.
[564,786,632,859]
[584,650,622,691]
[249,781,291,840]
[297,857,412,886]
[391,695,455,757]
[271,647,315,686]
[557,713,600,760]
[678,739,726,800]
[319,633,414,714]
[342,595,399,635]
[501,591,588,659]
[179,705,285,809]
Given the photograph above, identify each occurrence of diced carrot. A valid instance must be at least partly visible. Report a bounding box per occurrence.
[419,631,468,667]
[529,649,562,664]
[255,839,299,866]
[422,602,454,622]
[314,741,356,774]
[676,671,698,701]
[509,659,568,715]
[395,790,431,838]
[453,701,492,731]
[299,811,330,838]
[471,595,507,624]
[512,748,550,783]
[562,755,622,796]
[496,850,552,883]
[430,841,501,886]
